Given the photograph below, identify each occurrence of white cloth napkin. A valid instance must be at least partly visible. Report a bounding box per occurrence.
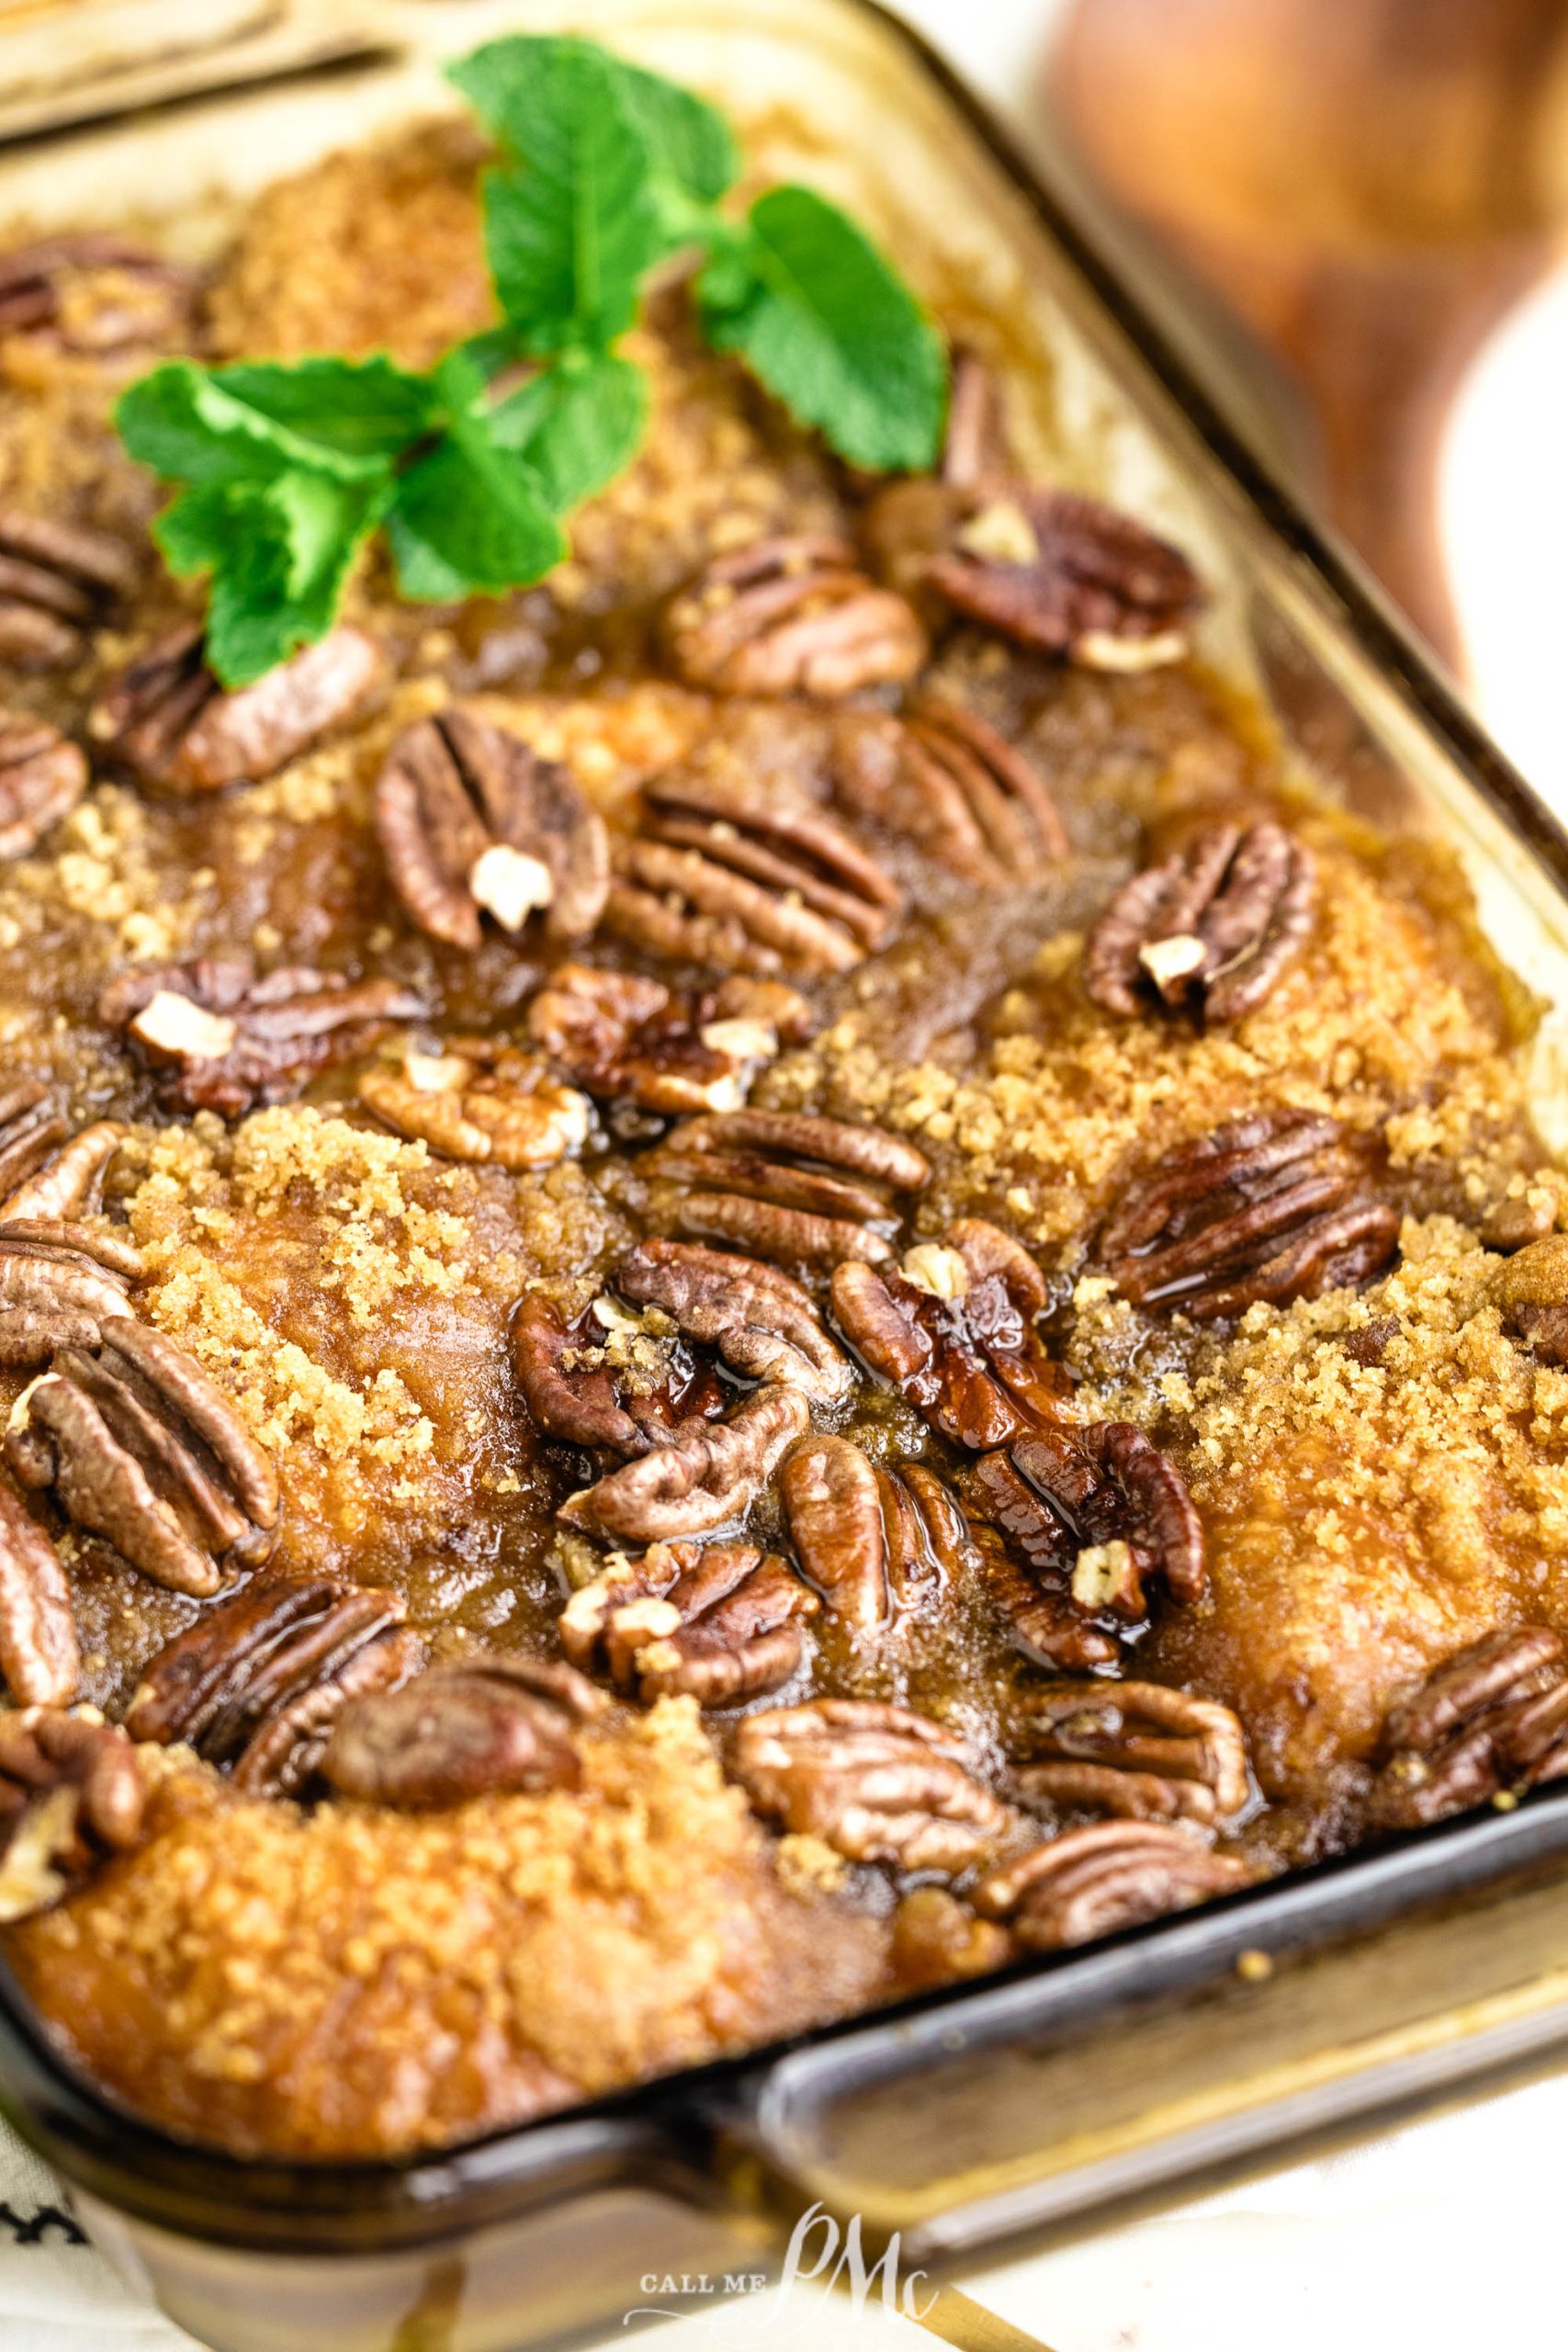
[0,2114,197,2347]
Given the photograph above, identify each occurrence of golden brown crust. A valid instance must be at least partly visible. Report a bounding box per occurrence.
[10,1703,888,2157]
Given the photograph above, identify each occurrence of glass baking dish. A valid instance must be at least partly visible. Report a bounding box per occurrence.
[5,3,1568,2346]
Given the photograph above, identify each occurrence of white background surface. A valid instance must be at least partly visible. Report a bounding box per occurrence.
[8,3,1568,2346]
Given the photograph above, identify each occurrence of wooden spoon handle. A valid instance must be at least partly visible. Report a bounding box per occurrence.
[1045,0,1568,664]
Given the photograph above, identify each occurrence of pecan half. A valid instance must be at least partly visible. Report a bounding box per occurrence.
[0,709,87,861]
[662,536,926,698]
[561,1384,811,1545]
[359,1042,591,1170]
[781,1436,971,1631]
[89,620,383,793]
[836,698,1067,887]
[1099,1109,1399,1320]
[527,964,813,1117]
[0,1708,145,1922]
[974,1820,1248,1951]
[560,1540,817,1707]
[925,487,1203,668]
[615,1238,852,1405]
[100,957,425,1118]
[1084,821,1316,1023]
[0,233,198,354]
[1492,1235,1568,1364]
[1013,1680,1250,1826]
[6,1320,279,1598]
[0,1216,139,1366]
[647,1107,930,1271]
[375,708,609,951]
[0,513,137,672]
[321,1653,605,1809]
[731,1698,1012,1876]
[0,1083,68,1204]
[1,1117,124,1222]
[607,774,901,980]
[1371,1626,1568,1829]
[965,1423,1204,1668]
[511,1291,726,1459]
[126,1575,421,1798]
[831,1219,1068,1449]
[0,1476,77,1705]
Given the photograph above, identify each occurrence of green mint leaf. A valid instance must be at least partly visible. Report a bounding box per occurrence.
[601,54,738,204]
[208,356,435,459]
[451,323,527,383]
[158,470,387,687]
[384,406,566,603]
[491,354,647,509]
[450,36,736,205]
[117,358,400,490]
[458,42,662,354]
[699,185,947,472]
[118,362,301,488]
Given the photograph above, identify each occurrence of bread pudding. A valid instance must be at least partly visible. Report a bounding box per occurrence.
[0,95,1564,2166]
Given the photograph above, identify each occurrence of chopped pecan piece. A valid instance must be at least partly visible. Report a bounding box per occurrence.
[616,1238,852,1405]
[0,513,137,671]
[922,486,1203,668]
[836,698,1067,887]
[831,1219,1068,1448]
[0,1707,145,1922]
[662,535,926,698]
[89,620,383,793]
[512,1291,726,1459]
[781,1436,970,1631]
[607,773,901,979]
[889,1884,1014,1989]
[1084,821,1316,1023]
[561,1384,810,1545]
[1492,1235,1568,1363]
[975,1820,1249,1951]
[359,1042,591,1170]
[527,964,813,1119]
[1341,1314,1401,1368]
[0,1216,139,1366]
[0,1476,77,1704]
[647,1107,930,1271]
[321,1653,605,1809]
[965,1423,1204,1668]
[126,1575,421,1798]
[731,1698,1012,1876]
[1099,1109,1399,1320]
[1371,1627,1568,1828]
[374,708,609,951]
[0,232,198,354]
[100,957,425,1118]
[1013,1680,1251,1826]
[6,1320,279,1599]
[1480,1193,1557,1252]
[0,710,87,861]
[560,1540,817,1707]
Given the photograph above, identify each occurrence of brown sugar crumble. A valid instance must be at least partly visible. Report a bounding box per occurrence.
[0,116,1566,2163]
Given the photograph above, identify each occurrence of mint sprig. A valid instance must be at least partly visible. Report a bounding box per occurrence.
[701,187,947,475]
[114,34,947,689]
